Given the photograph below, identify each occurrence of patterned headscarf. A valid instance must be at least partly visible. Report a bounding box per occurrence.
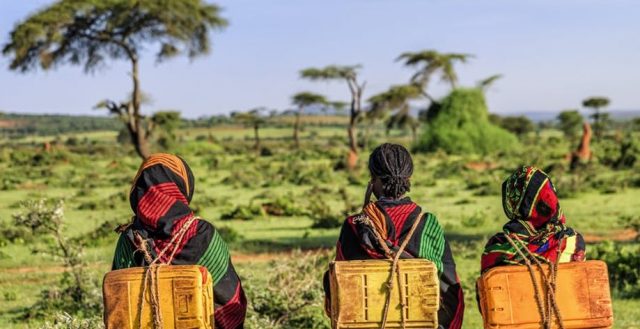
[115,154,248,328]
[481,166,584,273]
[129,153,198,263]
[501,166,565,230]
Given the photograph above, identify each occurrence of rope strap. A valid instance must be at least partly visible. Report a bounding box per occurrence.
[503,233,565,329]
[134,215,198,329]
[363,212,423,329]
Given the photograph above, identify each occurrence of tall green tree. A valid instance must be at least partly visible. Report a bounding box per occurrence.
[300,65,365,162]
[557,110,584,142]
[368,84,422,142]
[582,97,610,140]
[291,92,328,148]
[396,50,473,102]
[232,108,268,151]
[2,0,228,159]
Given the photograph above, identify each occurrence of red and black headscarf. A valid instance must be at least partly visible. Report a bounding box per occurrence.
[128,153,199,263]
[481,166,585,273]
[115,153,247,328]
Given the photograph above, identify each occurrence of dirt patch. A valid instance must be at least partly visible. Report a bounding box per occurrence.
[0,120,21,128]
[583,229,638,243]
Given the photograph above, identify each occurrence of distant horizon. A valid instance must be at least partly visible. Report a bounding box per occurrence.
[1,0,639,117]
[2,108,639,122]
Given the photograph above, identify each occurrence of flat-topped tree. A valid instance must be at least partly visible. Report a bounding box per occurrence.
[300,65,365,166]
[368,84,422,142]
[582,97,610,140]
[291,92,328,148]
[232,108,268,151]
[2,0,228,159]
[397,50,473,102]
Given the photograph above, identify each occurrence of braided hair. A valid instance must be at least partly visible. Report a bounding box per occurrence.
[368,143,413,199]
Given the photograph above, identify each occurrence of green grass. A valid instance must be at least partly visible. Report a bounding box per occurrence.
[0,126,639,328]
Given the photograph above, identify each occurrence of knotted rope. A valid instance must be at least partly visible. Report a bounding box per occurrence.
[134,215,198,329]
[503,233,565,329]
[360,211,423,329]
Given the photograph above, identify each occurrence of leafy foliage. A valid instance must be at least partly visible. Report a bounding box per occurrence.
[13,199,101,320]
[489,114,535,137]
[592,241,640,298]
[397,50,473,92]
[582,96,610,140]
[245,250,331,329]
[2,0,228,72]
[556,110,584,142]
[415,88,519,154]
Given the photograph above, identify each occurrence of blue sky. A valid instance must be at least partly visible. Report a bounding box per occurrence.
[1,0,639,118]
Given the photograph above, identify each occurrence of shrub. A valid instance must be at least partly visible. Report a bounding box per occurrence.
[13,199,101,320]
[415,88,519,155]
[461,211,486,228]
[216,226,243,244]
[308,198,342,229]
[260,194,306,217]
[220,203,265,221]
[591,241,640,298]
[245,250,331,329]
[41,313,104,329]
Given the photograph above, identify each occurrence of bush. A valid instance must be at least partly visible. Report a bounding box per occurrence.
[591,241,640,298]
[461,211,486,228]
[216,226,243,244]
[245,250,331,329]
[415,88,519,155]
[220,203,265,221]
[260,194,306,217]
[13,199,101,320]
[41,313,104,329]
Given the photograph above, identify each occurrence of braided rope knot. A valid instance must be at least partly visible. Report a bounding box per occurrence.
[503,233,565,329]
[134,215,198,329]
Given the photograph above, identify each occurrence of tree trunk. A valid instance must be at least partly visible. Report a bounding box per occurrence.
[411,126,417,143]
[347,80,364,169]
[254,124,260,151]
[293,107,302,148]
[593,108,601,141]
[130,57,151,159]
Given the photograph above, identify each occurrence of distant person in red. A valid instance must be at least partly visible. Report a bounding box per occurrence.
[324,143,465,329]
[111,153,246,328]
[481,166,586,273]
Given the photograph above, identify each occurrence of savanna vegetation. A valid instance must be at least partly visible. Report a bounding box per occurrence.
[1,1,639,329]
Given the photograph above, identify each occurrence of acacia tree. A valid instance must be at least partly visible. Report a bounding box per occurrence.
[291,92,328,148]
[582,97,610,140]
[232,108,268,151]
[2,0,228,159]
[300,65,365,165]
[368,84,422,142]
[397,50,473,102]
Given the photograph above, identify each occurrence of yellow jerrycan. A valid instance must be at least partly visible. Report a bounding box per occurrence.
[329,258,439,329]
[103,265,214,329]
[477,260,613,329]
[328,209,439,329]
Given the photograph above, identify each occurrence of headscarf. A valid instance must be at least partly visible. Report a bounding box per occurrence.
[128,153,198,263]
[481,166,584,273]
[116,153,248,328]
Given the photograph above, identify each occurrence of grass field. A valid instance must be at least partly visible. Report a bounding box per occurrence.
[0,125,638,328]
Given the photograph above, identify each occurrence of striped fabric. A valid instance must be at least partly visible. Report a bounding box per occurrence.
[324,197,465,329]
[111,153,246,329]
[481,166,586,273]
[418,213,445,273]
